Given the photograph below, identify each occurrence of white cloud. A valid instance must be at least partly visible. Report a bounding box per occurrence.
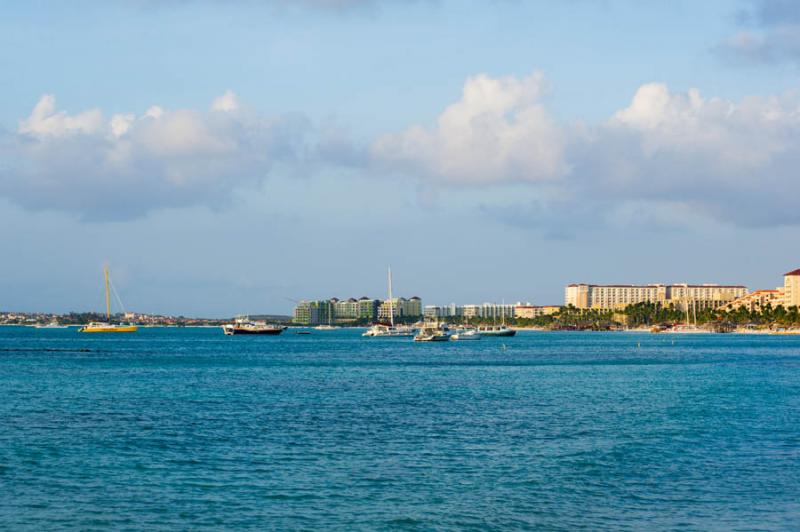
[6,73,800,229]
[372,72,567,184]
[18,94,104,137]
[373,72,800,228]
[211,90,239,112]
[1,93,319,221]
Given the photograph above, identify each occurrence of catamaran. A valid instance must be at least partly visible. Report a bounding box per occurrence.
[79,266,138,333]
[363,267,416,337]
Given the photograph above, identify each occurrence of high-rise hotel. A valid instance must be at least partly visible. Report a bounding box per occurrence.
[565,283,748,310]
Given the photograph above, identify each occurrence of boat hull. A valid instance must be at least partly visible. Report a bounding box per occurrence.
[223,327,284,335]
[79,325,138,333]
[452,332,481,341]
[414,335,450,342]
[479,329,516,337]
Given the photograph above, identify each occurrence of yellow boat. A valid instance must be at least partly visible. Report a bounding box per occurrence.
[78,266,138,333]
[79,323,138,333]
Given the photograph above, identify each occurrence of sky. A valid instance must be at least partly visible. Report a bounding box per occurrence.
[1,0,799,317]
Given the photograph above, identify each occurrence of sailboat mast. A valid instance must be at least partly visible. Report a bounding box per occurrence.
[388,266,394,328]
[104,266,111,320]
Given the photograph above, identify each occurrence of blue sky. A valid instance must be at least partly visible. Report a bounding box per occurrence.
[1,0,799,316]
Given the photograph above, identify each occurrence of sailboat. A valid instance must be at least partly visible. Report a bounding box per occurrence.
[477,300,516,337]
[78,266,138,333]
[363,267,416,337]
[661,289,707,334]
[314,304,340,330]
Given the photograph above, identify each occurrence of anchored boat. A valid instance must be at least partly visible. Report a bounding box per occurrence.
[79,266,138,333]
[477,325,516,337]
[363,267,416,337]
[451,329,481,341]
[222,317,285,335]
[414,321,451,342]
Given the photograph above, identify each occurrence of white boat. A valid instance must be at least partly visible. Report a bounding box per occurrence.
[363,324,416,337]
[476,300,516,337]
[363,267,416,338]
[222,316,285,335]
[314,324,340,331]
[451,329,481,341]
[414,322,451,342]
[35,321,68,329]
[477,325,516,337]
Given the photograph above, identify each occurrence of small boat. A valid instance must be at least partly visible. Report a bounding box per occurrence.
[414,322,451,342]
[35,321,69,329]
[477,325,516,337]
[658,324,709,334]
[363,324,416,337]
[296,330,312,335]
[79,266,138,333]
[222,317,285,335]
[363,267,416,337]
[314,324,340,331]
[451,329,481,341]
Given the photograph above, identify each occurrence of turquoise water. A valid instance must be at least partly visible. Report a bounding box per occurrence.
[1,327,799,530]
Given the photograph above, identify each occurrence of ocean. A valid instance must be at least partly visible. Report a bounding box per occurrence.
[1,326,799,530]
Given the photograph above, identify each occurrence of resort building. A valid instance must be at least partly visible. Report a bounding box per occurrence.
[565,283,748,311]
[334,298,359,322]
[424,304,461,319]
[424,302,543,320]
[357,298,380,321]
[294,296,420,324]
[785,269,800,308]
[720,268,800,311]
[514,305,561,319]
[377,297,423,320]
[719,289,784,313]
[292,300,334,326]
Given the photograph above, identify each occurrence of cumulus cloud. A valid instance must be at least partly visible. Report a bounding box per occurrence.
[372,72,567,184]
[372,72,800,228]
[6,72,800,229]
[1,93,318,221]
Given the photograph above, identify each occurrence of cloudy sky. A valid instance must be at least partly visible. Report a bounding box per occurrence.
[1,0,799,316]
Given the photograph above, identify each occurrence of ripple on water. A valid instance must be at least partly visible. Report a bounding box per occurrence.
[0,328,799,530]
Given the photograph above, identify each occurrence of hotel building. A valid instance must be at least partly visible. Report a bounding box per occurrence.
[377,297,422,320]
[514,305,561,319]
[785,269,800,307]
[721,268,800,311]
[424,302,537,320]
[565,283,748,311]
[294,296,421,325]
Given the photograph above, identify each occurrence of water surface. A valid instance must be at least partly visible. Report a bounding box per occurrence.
[1,327,799,530]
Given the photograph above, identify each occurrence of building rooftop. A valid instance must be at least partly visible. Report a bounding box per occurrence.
[785,269,800,276]
[567,283,746,288]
